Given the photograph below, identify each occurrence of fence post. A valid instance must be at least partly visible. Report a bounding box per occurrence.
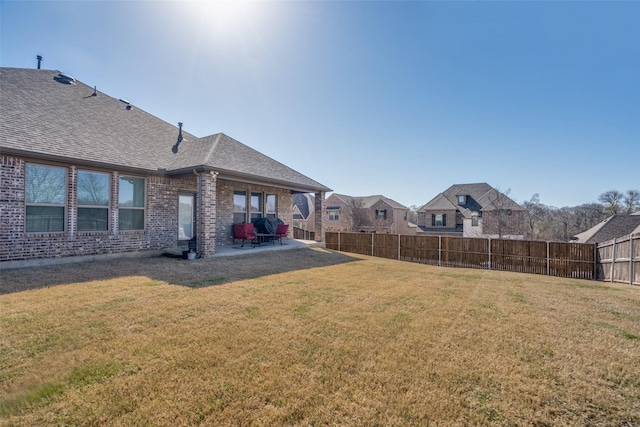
[594,243,598,281]
[371,233,374,257]
[398,234,401,261]
[338,231,341,252]
[611,238,616,282]
[629,234,634,286]
[546,241,550,276]
[488,238,491,270]
[438,236,442,266]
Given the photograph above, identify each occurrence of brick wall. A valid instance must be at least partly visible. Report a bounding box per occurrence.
[0,155,197,262]
[417,209,458,228]
[215,179,293,246]
[481,210,525,238]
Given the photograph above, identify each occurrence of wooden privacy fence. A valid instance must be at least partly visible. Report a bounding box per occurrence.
[596,233,639,285]
[325,232,596,280]
[293,227,315,241]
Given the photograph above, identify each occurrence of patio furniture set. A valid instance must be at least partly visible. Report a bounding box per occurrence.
[232,222,289,248]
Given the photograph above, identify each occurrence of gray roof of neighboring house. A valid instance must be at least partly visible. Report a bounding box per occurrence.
[0,67,330,193]
[293,193,315,219]
[329,194,408,210]
[419,183,523,217]
[571,214,640,244]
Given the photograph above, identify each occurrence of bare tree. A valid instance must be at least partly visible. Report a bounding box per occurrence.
[573,203,606,232]
[348,198,369,231]
[522,193,547,240]
[598,190,624,215]
[556,206,574,241]
[623,189,640,214]
[486,188,513,239]
[408,205,420,224]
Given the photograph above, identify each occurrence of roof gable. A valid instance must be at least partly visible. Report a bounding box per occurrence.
[420,183,523,215]
[328,194,407,210]
[419,193,458,211]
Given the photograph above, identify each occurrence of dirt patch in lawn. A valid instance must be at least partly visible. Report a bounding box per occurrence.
[0,247,361,294]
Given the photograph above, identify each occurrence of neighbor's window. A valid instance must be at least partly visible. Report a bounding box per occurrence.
[25,163,66,232]
[458,195,466,205]
[119,176,145,230]
[499,211,508,226]
[77,170,109,231]
[432,214,446,227]
[328,210,339,221]
[250,192,263,221]
[233,190,247,223]
[472,215,479,226]
[376,209,387,220]
[266,194,277,218]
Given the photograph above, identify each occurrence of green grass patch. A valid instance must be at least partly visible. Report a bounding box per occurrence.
[0,381,65,417]
[69,359,123,387]
[187,277,225,288]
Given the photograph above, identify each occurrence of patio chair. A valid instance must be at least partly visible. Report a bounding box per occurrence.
[233,223,257,247]
[274,224,289,245]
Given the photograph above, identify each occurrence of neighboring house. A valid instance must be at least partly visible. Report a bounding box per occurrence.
[324,194,415,235]
[0,67,330,265]
[571,212,640,244]
[417,183,525,239]
[292,193,316,233]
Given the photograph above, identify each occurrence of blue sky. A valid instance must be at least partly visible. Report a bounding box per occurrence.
[2,1,638,209]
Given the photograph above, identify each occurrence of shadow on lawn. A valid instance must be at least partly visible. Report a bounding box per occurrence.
[0,248,362,294]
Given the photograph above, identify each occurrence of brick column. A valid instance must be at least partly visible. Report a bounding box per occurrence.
[197,171,217,257]
[314,191,325,244]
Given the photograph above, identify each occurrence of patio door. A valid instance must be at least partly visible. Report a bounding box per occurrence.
[178,193,195,242]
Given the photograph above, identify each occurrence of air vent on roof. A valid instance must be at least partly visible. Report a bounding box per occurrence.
[54,72,76,84]
[119,99,132,110]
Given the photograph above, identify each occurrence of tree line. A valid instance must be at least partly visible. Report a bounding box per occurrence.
[521,190,640,242]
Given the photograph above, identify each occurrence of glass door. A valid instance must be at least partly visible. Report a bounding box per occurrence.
[178,194,195,241]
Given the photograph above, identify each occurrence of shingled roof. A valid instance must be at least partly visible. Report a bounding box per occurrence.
[571,213,640,244]
[419,183,523,217]
[329,194,408,210]
[0,67,330,193]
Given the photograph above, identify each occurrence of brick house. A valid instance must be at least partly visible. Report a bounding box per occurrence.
[417,183,525,239]
[0,67,330,266]
[324,194,415,235]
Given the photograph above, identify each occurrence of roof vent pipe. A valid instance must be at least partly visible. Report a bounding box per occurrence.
[37,55,43,69]
[172,122,184,154]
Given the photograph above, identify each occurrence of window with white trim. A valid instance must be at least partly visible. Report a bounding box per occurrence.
[118,176,145,230]
[25,163,66,232]
[432,213,446,227]
[77,170,110,231]
[328,208,340,221]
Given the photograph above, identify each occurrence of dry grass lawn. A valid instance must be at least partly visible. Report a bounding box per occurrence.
[1,247,639,426]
